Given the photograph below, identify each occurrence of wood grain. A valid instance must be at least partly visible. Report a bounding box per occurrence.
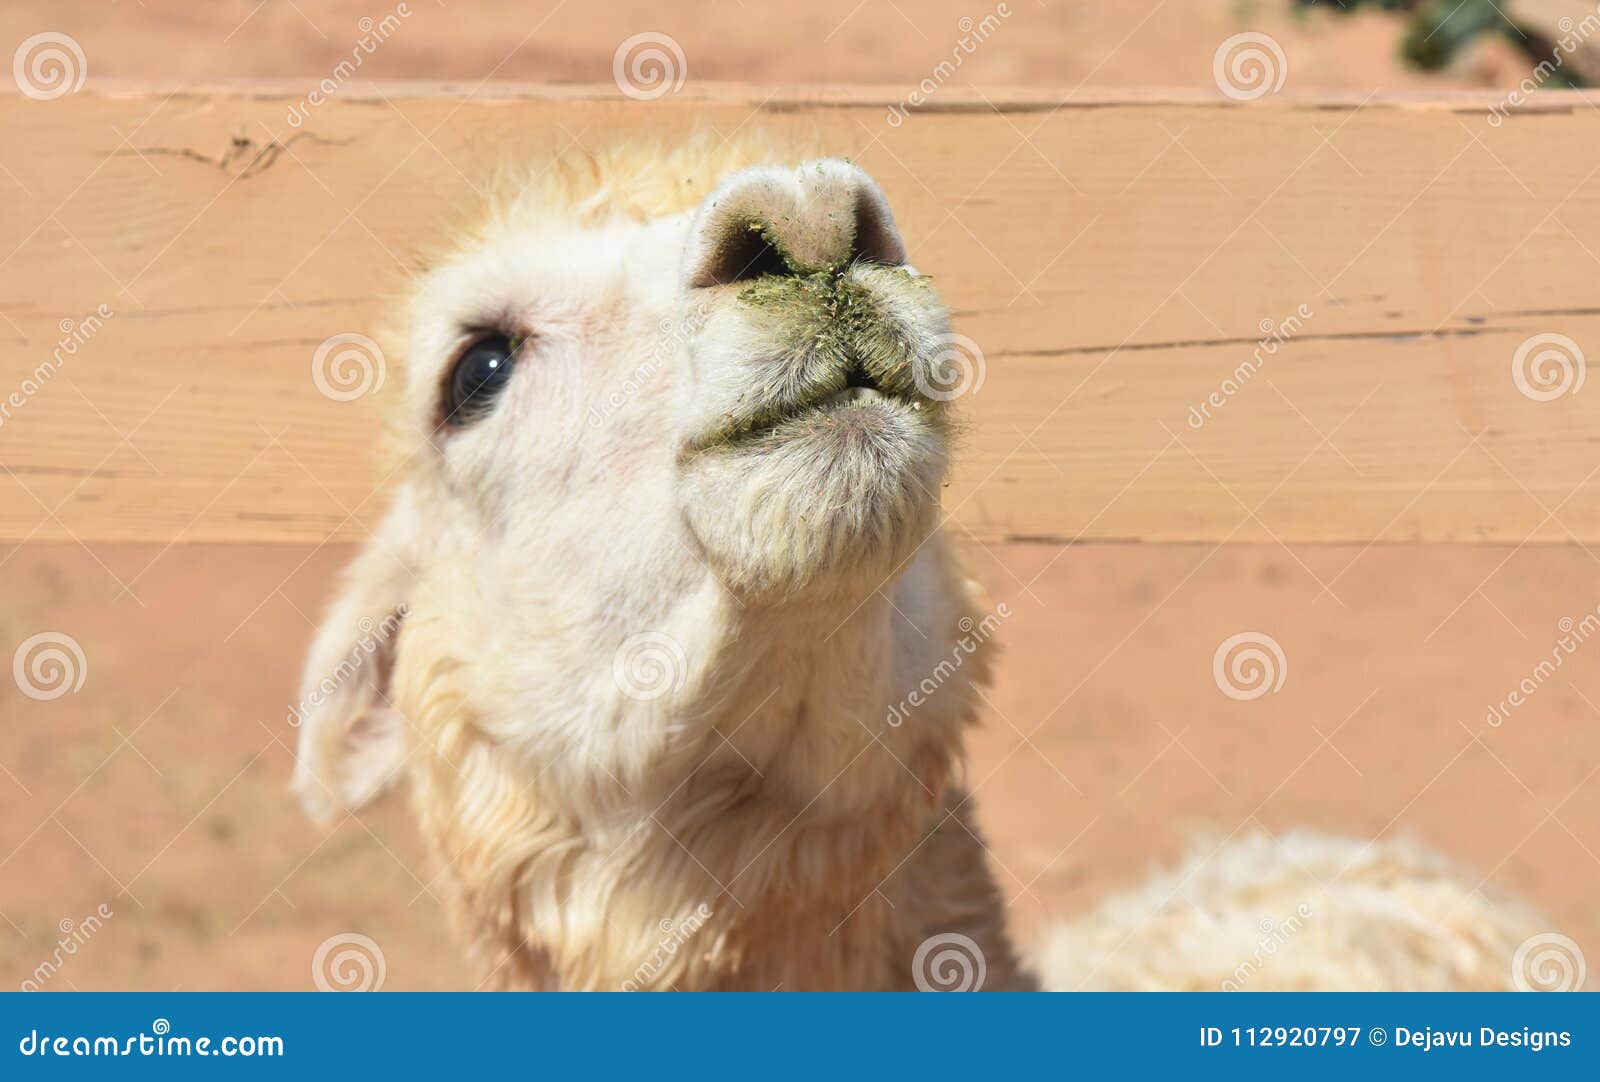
[3,85,1600,544]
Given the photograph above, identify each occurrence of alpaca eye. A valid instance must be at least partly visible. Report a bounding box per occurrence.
[445,334,518,426]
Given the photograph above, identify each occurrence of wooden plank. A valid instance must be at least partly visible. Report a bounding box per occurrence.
[0,1,1514,94]
[3,85,1600,544]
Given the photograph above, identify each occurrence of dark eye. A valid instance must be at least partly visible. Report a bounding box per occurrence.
[445,334,518,426]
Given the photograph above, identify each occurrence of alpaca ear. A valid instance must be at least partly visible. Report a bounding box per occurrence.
[290,489,422,824]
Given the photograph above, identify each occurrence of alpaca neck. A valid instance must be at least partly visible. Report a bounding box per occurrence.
[604,552,1030,989]
[413,539,1031,989]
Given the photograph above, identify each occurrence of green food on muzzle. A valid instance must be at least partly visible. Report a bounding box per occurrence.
[733,253,941,403]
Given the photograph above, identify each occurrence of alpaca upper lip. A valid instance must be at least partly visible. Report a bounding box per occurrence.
[687,366,920,454]
[762,361,917,422]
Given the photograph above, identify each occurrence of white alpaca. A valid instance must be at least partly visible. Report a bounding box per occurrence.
[292,143,1555,991]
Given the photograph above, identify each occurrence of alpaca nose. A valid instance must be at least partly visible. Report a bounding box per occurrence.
[683,159,908,288]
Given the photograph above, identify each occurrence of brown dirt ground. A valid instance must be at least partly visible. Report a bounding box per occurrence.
[1,541,1595,990]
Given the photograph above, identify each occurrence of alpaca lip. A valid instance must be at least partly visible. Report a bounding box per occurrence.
[686,370,927,454]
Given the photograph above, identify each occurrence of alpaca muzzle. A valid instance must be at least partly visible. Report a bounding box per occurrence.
[678,160,954,452]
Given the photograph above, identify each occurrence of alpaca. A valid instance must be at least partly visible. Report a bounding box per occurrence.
[1040,831,1558,991]
[292,144,1552,991]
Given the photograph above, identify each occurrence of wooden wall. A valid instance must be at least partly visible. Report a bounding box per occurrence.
[3,86,1598,543]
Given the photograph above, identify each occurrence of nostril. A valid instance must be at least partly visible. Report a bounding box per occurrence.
[689,221,796,288]
[690,203,904,288]
[683,161,909,289]
[850,187,907,268]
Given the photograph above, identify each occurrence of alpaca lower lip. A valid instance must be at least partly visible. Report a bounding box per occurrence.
[753,385,921,440]
[688,382,928,453]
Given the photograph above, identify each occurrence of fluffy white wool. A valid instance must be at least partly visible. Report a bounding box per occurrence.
[1038,830,1554,992]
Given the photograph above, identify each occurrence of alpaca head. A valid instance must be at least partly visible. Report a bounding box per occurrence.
[292,151,963,827]
[671,162,952,596]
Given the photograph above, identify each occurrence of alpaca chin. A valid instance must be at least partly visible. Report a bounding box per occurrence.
[677,402,947,598]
